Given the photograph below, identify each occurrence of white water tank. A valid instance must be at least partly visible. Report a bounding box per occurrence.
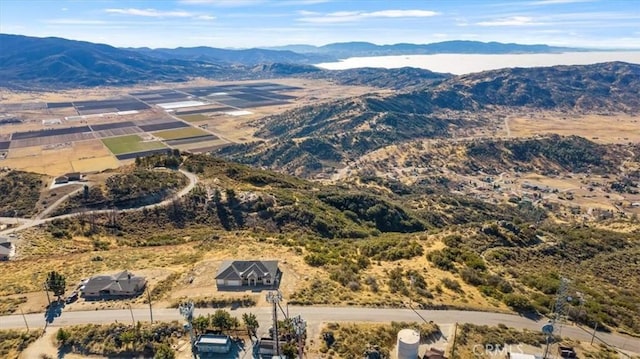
[397,328,420,359]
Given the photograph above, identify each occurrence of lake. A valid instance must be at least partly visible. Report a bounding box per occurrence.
[315,51,640,75]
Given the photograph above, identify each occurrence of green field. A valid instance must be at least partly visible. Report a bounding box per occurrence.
[102,135,167,155]
[153,127,210,140]
[178,114,209,122]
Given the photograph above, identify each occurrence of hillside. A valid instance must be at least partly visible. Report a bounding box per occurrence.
[215,62,640,176]
[0,34,451,90]
[0,34,230,88]
[431,61,640,112]
[6,153,638,336]
[131,46,333,65]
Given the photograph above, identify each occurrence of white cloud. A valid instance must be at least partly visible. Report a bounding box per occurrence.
[477,16,545,26]
[45,19,109,25]
[105,8,194,17]
[298,9,439,23]
[104,8,215,21]
[179,0,265,6]
[526,0,594,5]
[276,0,332,4]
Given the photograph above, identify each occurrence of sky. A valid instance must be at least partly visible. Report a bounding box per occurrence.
[1,0,639,49]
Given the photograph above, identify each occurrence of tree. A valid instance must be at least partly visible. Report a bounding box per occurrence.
[281,342,297,359]
[211,309,232,332]
[119,330,136,350]
[154,343,175,359]
[242,312,259,339]
[193,315,209,335]
[56,328,70,345]
[46,271,66,301]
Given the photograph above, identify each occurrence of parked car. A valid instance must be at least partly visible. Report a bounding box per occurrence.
[558,346,577,358]
[65,292,79,304]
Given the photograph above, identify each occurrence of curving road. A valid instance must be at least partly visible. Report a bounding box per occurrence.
[0,169,198,236]
[1,306,638,354]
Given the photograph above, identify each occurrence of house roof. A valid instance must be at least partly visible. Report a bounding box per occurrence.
[215,260,279,281]
[82,270,146,294]
[196,334,231,346]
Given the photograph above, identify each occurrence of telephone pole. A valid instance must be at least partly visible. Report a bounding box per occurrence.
[20,308,29,331]
[543,276,569,358]
[266,290,283,357]
[146,286,154,323]
[292,315,306,359]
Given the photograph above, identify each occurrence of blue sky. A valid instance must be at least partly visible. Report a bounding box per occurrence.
[1,0,639,49]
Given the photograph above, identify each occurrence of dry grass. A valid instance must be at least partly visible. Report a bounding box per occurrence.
[178,114,209,122]
[2,139,116,176]
[0,228,507,316]
[72,156,120,173]
[508,113,640,144]
[152,127,210,140]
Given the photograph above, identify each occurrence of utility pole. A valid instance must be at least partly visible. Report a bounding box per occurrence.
[266,290,282,357]
[292,315,306,359]
[179,301,196,348]
[590,322,598,345]
[128,303,135,325]
[20,308,29,331]
[544,276,569,358]
[43,281,51,306]
[450,322,458,359]
[146,286,153,323]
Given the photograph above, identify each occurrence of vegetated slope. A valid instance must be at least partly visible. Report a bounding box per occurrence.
[0,34,227,88]
[0,34,451,90]
[445,223,640,335]
[306,67,451,89]
[0,170,48,218]
[431,62,640,112]
[462,135,621,175]
[215,62,640,176]
[131,46,333,65]
[215,93,480,175]
[47,154,534,244]
[51,167,187,216]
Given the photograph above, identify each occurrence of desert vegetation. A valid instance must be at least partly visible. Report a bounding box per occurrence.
[0,170,47,217]
[319,321,440,359]
[0,329,41,359]
[55,322,182,358]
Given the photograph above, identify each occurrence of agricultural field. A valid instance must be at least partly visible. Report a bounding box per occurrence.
[152,126,210,140]
[101,134,166,155]
[178,114,209,122]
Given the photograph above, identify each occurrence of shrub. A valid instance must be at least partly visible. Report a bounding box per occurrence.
[503,294,534,312]
[441,278,463,293]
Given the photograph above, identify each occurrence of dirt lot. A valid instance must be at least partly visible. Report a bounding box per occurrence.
[508,113,640,143]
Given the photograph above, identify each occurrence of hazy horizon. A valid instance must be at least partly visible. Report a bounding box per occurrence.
[315,51,640,75]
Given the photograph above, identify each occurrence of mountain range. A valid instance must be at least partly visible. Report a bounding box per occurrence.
[265,40,582,58]
[216,61,640,175]
[0,34,594,89]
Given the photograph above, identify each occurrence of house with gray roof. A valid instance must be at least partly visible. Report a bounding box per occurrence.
[81,270,146,299]
[215,260,280,287]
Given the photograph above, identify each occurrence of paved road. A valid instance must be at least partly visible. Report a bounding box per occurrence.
[1,306,638,354]
[0,169,197,236]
